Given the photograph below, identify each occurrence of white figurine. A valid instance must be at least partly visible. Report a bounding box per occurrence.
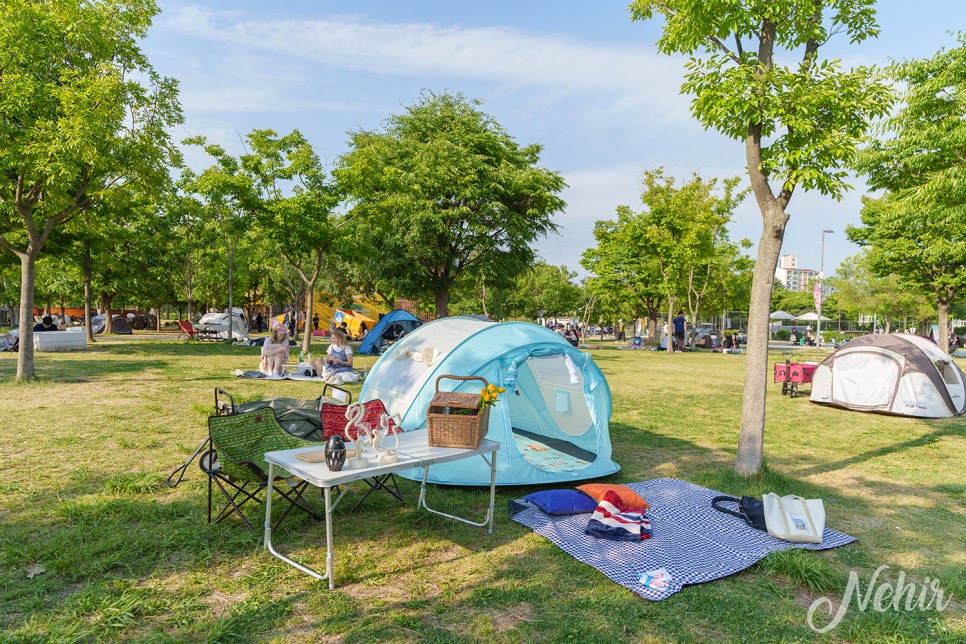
[343,403,371,469]
[373,414,401,464]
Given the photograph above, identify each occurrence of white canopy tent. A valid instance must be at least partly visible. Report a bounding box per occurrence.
[795,311,831,322]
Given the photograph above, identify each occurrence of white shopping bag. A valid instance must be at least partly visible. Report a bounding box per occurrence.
[762,493,825,543]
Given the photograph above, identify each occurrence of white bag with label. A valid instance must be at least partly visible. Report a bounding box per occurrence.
[762,493,825,544]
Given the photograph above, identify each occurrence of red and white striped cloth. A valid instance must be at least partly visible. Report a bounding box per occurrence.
[585,490,652,541]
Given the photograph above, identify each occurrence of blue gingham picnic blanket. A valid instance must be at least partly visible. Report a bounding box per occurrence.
[510,477,855,601]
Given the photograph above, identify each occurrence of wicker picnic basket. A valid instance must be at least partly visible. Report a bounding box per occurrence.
[427,375,490,449]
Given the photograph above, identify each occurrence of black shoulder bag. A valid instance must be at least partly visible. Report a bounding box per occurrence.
[711,495,768,531]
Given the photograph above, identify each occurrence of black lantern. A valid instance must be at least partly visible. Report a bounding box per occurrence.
[324,435,346,471]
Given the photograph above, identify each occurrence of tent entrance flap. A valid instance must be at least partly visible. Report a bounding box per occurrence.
[505,354,598,472]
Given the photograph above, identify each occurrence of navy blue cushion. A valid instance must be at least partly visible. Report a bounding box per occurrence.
[524,489,598,515]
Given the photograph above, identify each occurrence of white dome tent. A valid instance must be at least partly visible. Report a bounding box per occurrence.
[360,317,619,486]
[810,333,965,417]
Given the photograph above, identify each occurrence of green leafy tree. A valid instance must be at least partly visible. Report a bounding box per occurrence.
[242,129,342,353]
[582,207,666,343]
[630,0,894,474]
[521,262,582,320]
[770,284,816,317]
[850,35,966,352]
[827,252,930,333]
[637,169,744,353]
[335,91,566,317]
[706,240,754,334]
[0,0,182,378]
[181,138,262,341]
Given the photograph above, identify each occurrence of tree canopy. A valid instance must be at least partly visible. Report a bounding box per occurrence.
[334,91,566,317]
[0,0,181,378]
[850,34,966,351]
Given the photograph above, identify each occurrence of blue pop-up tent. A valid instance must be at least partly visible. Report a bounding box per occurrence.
[360,317,619,486]
[358,309,422,355]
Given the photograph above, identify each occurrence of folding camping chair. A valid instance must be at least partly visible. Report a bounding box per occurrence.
[200,409,323,533]
[165,384,353,489]
[214,385,351,439]
[320,399,405,512]
[178,319,218,342]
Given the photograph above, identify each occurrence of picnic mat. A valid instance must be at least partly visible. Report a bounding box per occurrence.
[233,369,325,382]
[509,477,855,601]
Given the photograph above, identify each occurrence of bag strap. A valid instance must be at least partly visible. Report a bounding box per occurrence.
[711,495,745,520]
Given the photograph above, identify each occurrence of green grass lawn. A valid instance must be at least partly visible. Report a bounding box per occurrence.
[1,338,963,643]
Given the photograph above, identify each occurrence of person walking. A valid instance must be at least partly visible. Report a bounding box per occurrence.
[672,310,687,352]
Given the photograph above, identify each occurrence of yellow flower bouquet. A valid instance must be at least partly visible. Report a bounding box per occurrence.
[479,383,506,412]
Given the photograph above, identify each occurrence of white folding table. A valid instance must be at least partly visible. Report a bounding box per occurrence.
[264,429,499,588]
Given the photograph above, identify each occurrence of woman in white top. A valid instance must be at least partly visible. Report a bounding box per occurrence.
[259,323,291,377]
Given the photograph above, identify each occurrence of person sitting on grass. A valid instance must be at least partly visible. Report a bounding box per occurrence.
[1,329,18,351]
[313,328,353,382]
[259,323,291,377]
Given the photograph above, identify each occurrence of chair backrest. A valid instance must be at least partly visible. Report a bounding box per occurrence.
[208,409,309,478]
[320,399,399,441]
[179,320,196,335]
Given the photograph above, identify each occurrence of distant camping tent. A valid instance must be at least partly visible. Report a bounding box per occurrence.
[91,314,132,334]
[810,333,966,418]
[333,309,375,339]
[197,311,249,341]
[360,317,620,486]
[358,310,423,355]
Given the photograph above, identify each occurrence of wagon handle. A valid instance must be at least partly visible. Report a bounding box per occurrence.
[435,374,489,393]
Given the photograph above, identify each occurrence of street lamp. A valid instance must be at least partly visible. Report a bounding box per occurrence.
[817,229,834,345]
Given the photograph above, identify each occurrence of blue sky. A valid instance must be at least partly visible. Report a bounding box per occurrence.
[142,1,963,279]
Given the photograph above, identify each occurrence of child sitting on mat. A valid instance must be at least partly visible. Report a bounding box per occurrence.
[313,329,354,383]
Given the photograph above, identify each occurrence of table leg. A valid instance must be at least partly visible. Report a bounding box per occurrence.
[264,462,330,584]
[324,486,334,589]
[487,451,496,535]
[417,452,495,529]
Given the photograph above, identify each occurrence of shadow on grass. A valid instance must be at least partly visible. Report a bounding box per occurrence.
[789,423,965,478]
[0,358,169,380]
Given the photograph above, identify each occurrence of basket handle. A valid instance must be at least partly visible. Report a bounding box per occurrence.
[435,374,488,393]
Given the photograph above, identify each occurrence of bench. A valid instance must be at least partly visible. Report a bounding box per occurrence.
[35,328,87,352]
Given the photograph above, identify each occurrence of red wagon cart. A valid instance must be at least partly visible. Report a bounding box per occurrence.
[773,357,819,398]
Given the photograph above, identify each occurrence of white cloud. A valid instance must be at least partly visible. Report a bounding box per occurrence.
[155,5,689,121]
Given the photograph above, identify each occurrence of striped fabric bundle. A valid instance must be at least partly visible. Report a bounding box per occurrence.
[585,490,652,541]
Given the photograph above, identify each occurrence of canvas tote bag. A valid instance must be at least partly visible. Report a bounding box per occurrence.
[762,493,825,543]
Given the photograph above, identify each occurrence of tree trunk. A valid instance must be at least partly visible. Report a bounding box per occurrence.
[302,287,315,355]
[101,295,114,334]
[735,206,786,476]
[937,299,950,354]
[84,244,95,342]
[480,282,489,319]
[664,297,676,353]
[16,253,38,379]
[434,288,449,318]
